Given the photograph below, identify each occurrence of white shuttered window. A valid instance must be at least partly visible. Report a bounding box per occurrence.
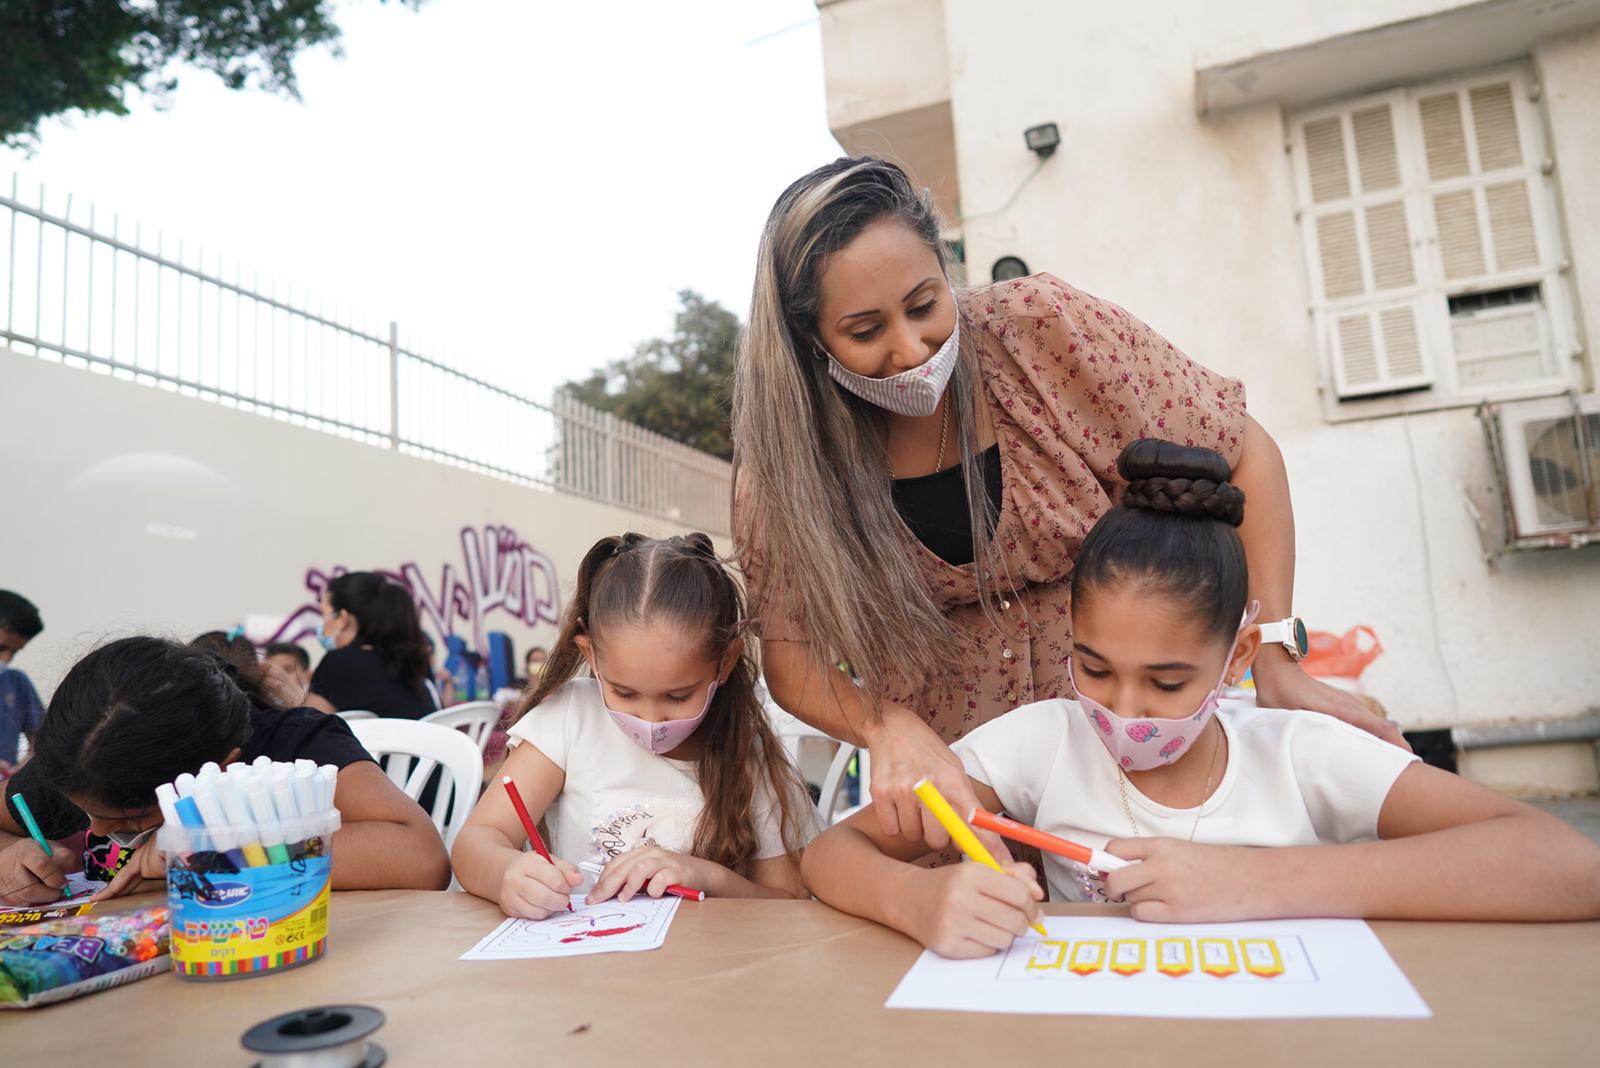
[1290,66,1576,412]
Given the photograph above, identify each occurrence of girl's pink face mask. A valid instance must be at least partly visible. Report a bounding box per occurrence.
[1068,602,1259,771]
[592,669,718,756]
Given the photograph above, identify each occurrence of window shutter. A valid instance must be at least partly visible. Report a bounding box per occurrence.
[1298,100,1431,398]
[1420,80,1542,280]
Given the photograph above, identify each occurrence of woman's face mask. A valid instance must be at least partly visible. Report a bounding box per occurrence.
[823,316,961,418]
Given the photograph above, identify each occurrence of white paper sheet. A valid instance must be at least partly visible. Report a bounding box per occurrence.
[0,873,106,917]
[885,916,1430,1019]
[461,895,680,960]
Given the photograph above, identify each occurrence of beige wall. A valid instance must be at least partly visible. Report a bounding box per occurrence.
[819,1,1600,788]
[0,349,715,697]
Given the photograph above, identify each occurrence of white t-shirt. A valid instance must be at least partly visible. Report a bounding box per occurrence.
[505,678,818,866]
[952,699,1419,902]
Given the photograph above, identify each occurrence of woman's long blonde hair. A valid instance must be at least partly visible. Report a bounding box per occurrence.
[731,156,1004,714]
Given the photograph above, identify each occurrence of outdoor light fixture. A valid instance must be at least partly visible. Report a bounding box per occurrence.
[992,256,1029,282]
[1024,123,1060,158]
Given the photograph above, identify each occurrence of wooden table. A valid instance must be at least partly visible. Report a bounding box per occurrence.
[8,892,1598,1066]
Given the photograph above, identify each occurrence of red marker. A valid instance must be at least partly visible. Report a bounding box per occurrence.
[502,775,572,911]
[663,884,706,902]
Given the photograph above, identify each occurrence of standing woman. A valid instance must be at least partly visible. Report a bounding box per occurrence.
[732,156,1406,849]
[304,572,438,719]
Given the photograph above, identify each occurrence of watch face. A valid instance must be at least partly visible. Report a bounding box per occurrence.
[1293,618,1309,657]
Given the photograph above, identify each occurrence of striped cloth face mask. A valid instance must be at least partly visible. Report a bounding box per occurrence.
[824,316,960,418]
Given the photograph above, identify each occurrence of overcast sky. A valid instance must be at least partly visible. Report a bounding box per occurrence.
[0,1,841,401]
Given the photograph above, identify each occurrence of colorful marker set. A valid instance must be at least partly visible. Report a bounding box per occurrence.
[155,757,340,867]
[155,759,341,982]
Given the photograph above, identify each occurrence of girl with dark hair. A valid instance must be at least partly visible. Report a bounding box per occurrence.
[733,155,1407,853]
[802,441,1600,957]
[305,571,438,719]
[452,533,818,918]
[0,636,451,904]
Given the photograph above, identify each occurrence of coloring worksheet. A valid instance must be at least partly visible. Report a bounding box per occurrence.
[460,895,680,960]
[886,916,1431,1019]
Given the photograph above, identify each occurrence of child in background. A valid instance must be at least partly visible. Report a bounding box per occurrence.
[0,591,47,776]
[802,440,1600,957]
[453,533,818,917]
[264,641,314,701]
[0,636,451,904]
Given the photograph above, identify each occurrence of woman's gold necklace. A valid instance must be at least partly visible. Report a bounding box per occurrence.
[887,394,950,479]
[1116,725,1223,843]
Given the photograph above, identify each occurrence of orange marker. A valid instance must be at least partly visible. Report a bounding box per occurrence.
[969,808,1131,872]
[502,776,572,912]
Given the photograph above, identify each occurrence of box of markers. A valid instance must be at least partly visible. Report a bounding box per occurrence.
[155,758,341,981]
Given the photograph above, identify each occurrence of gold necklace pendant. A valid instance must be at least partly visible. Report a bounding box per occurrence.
[1115,725,1224,842]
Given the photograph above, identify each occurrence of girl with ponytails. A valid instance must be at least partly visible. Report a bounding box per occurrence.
[453,533,819,917]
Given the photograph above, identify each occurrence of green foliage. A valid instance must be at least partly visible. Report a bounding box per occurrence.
[0,1,418,150]
[563,290,739,461]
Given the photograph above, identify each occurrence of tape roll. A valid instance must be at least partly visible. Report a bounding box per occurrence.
[243,1005,387,1068]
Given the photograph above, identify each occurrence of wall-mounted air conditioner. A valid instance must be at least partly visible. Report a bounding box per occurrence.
[1492,393,1600,542]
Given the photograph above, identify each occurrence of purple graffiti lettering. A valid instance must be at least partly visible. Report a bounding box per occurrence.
[267,525,560,661]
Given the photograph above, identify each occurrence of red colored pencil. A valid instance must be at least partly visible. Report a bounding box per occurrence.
[502,775,572,911]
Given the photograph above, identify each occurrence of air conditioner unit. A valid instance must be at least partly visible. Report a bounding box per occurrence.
[1496,393,1600,539]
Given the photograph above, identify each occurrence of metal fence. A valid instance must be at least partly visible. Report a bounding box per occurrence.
[0,177,733,534]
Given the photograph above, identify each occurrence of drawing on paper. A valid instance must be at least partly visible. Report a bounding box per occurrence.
[460,895,679,960]
[999,933,1315,983]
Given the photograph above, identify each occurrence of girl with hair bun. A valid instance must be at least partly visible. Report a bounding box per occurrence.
[452,533,818,918]
[734,154,1405,856]
[803,440,1600,958]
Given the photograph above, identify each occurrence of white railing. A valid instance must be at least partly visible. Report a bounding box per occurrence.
[0,178,732,534]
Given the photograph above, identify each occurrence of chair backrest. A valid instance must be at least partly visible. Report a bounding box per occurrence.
[421,701,503,755]
[337,709,378,722]
[348,719,484,850]
[761,686,871,824]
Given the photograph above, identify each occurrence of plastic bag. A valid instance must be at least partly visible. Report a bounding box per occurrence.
[1300,625,1383,680]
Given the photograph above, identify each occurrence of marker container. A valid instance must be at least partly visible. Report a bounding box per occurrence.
[157,808,340,981]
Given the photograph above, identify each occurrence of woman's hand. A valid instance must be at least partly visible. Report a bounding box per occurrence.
[0,838,79,904]
[1252,659,1410,751]
[90,840,165,901]
[903,860,1045,959]
[863,703,987,850]
[587,847,718,904]
[498,851,581,919]
[1102,838,1273,922]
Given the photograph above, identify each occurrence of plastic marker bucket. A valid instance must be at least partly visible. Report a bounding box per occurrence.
[158,810,339,981]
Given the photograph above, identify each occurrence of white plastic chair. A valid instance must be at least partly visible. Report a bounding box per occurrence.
[337,709,378,722]
[421,700,503,756]
[348,718,484,851]
[761,687,871,824]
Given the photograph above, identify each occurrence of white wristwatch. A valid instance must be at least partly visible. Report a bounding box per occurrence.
[1258,616,1309,661]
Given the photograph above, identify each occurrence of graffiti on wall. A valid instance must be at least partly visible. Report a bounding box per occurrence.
[269,524,562,659]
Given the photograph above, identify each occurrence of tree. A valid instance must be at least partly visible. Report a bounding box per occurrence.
[0,1,419,151]
[562,290,739,461]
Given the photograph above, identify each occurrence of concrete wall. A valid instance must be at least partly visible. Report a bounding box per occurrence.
[0,348,715,698]
[822,0,1600,790]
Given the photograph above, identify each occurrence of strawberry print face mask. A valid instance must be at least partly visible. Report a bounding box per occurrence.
[1069,602,1259,772]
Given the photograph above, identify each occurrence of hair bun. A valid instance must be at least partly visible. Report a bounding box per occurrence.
[1116,439,1245,527]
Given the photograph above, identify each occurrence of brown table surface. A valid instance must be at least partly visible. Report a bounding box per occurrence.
[7,891,1598,1066]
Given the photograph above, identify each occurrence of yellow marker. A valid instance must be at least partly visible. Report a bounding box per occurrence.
[238,842,270,868]
[912,778,1048,937]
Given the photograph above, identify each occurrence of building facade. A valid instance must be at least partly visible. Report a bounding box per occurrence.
[816,0,1600,792]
